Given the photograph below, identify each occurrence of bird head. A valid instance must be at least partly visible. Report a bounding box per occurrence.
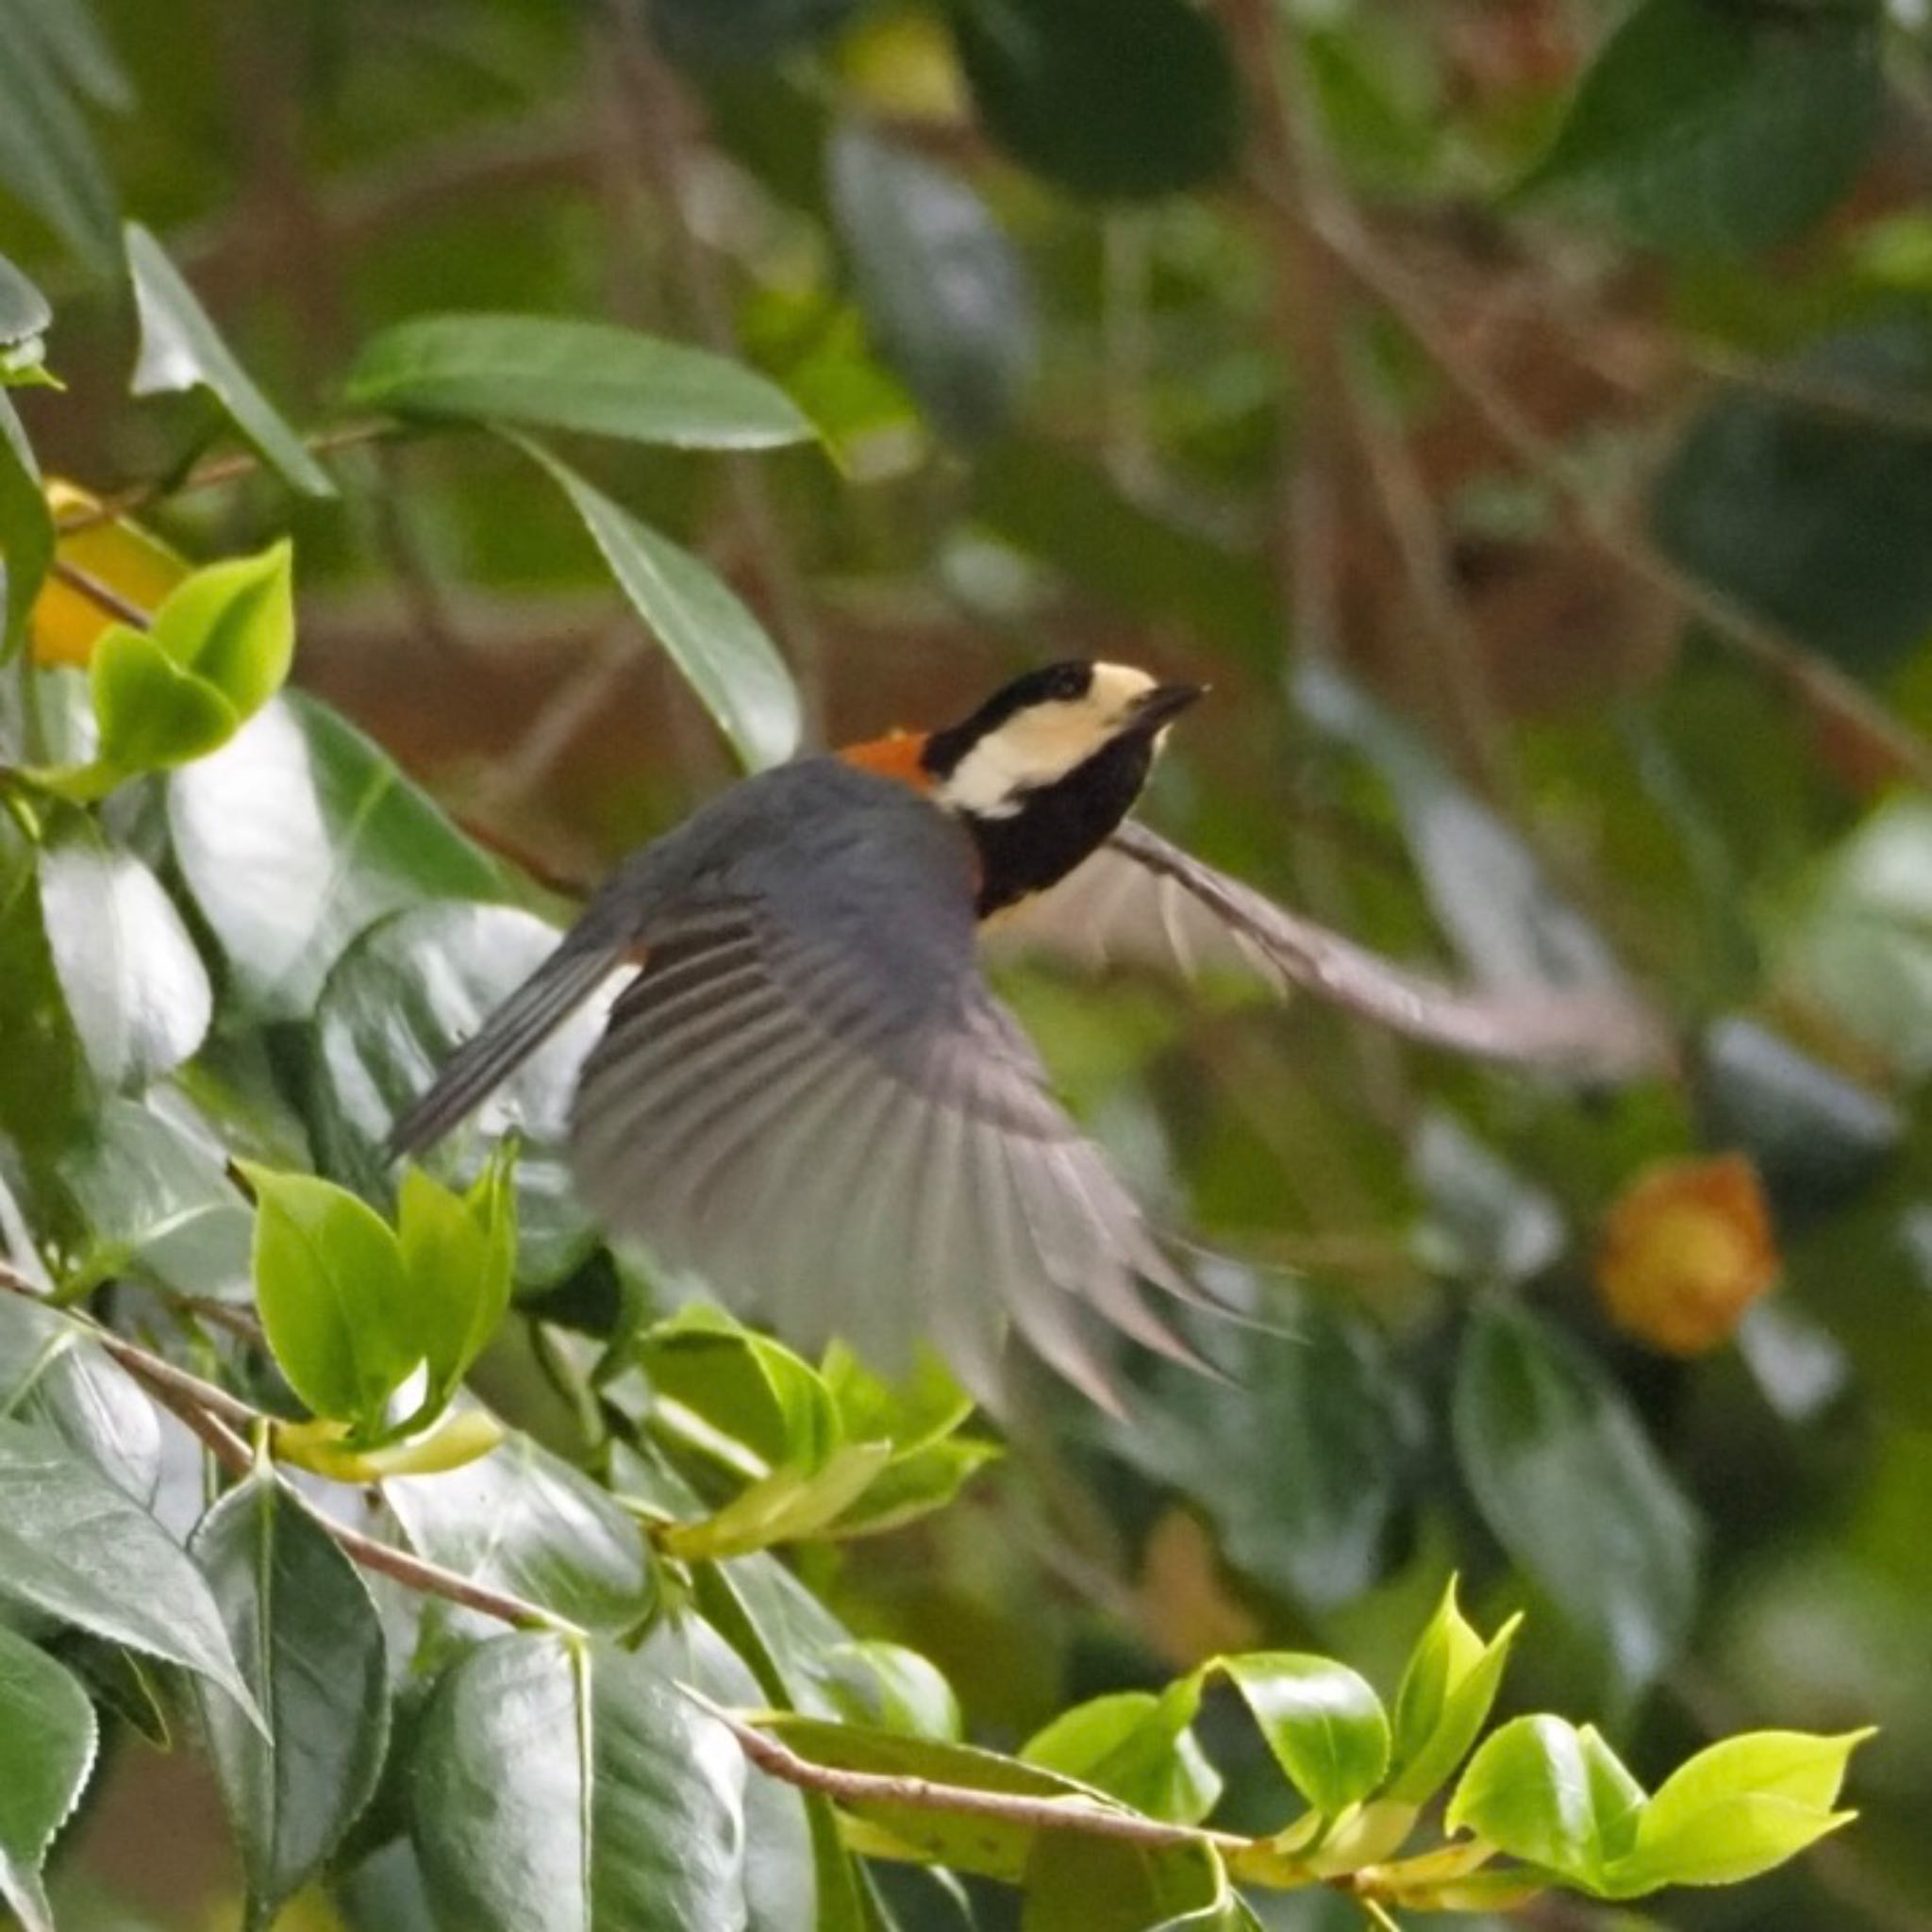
[920,660,1204,821]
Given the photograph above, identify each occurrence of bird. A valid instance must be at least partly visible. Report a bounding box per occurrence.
[389,659,1664,1408]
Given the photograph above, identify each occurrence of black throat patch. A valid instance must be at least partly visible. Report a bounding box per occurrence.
[963,731,1157,917]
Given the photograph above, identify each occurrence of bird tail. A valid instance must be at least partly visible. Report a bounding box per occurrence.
[386,941,627,1160]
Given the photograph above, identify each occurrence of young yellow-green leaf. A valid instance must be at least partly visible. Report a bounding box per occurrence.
[148,541,294,719]
[1605,1728,1873,1894]
[241,1164,415,1432]
[1446,1715,1644,1889]
[658,1441,892,1560]
[88,625,239,774]
[190,1468,390,1931]
[1386,1579,1522,1806]
[0,1623,96,1932]
[1023,1679,1221,1825]
[394,1146,517,1409]
[644,1307,841,1474]
[0,391,55,658]
[274,1409,504,1483]
[125,225,335,497]
[517,441,802,771]
[1217,1653,1390,1817]
[345,312,815,450]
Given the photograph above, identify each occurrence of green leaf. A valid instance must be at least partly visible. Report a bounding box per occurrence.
[169,692,506,1020]
[1020,1835,1237,1932]
[1217,1653,1391,1817]
[1521,0,1880,256]
[817,1641,961,1743]
[38,817,211,1088]
[410,1631,748,1931]
[1448,1715,1646,1890]
[1654,322,1932,678]
[947,0,1242,200]
[310,902,595,1286]
[0,1623,95,1932]
[659,1442,894,1559]
[0,4,119,273]
[125,225,335,497]
[0,252,50,349]
[1386,1579,1521,1806]
[0,1414,260,1724]
[643,1307,841,1474]
[517,441,801,771]
[86,625,240,774]
[0,391,54,658]
[394,1148,517,1410]
[384,1431,656,1641]
[1454,1300,1701,1706]
[146,540,295,718]
[1606,1728,1871,1894]
[241,1164,415,1432]
[191,1468,391,1929]
[828,125,1036,447]
[344,312,815,450]
[1023,1680,1221,1824]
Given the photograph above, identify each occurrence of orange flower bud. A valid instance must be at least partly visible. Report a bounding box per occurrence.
[1597,1153,1779,1356]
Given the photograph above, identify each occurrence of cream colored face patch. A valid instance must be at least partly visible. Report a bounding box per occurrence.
[937,662,1160,817]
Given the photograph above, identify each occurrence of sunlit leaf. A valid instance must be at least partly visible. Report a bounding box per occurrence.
[0,1623,95,1932]
[1217,1653,1390,1817]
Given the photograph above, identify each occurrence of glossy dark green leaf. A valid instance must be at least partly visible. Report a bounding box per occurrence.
[948,0,1242,200]
[1654,322,1932,678]
[241,1164,414,1431]
[520,441,802,771]
[829,125,1036,447]
[1218,1653,1390,1817]
[54,1096,254,1299]
[1446,1714,1645,1890]
[0,1622,95,1932]
[818,1641,961,1743]
[1020,1834,1237,1932]
[0,4,119,273]
[345,312,815,450]
[191,1469,391,1929]
[0,391,53,658]
[1454,1302,1701,1706]
[125,225,334,497]
[0,1415,258,1721]
[385,1432,656,1641]
[310,901,595,1287]
[1523,0,1880,256]
[651,0,860,66]
[410,1631,747,1931]
[38,818,210,1088]
[169,693,505,1020]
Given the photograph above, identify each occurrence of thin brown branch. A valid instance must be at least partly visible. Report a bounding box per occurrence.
[50,558,154,631]
[0,1260,561,1631]
[1303,207,1932,792]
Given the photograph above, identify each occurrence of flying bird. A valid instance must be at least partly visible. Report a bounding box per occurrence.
[390,661,1663,1407]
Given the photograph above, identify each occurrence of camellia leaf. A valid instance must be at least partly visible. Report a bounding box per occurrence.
[0,251,50,351]
[828,125,1036,446]
[38,816,212,1088]
[0,1415,260,1724]
[191,1467,391,1930]
[1605,1728,1872,1894]
[0,1622,96,1932]
[169,693,506,1021]
[517,440,802,771]
[0,5,120,274]
[1521,0,1880,257]
[1216,1653,1391,1818]
[410,1630,748,1931]
[1022,1680,1221,1825]
[310,901,597,1286]
[643,1307,842,1474]
[344,311,815,450]
[0,391,54,658]
[1454,1300,1701,1707]
[125,224,335,496]
[1447,1715,1645,1890]
[384,1432,657,1643]
[817,1641,961,1744]
[393,1146,517,1410]
[1019,1834,1239,1932]
[947,0,1242,200]
[1386,1578,1522,1806]
[240,1163,416,1433]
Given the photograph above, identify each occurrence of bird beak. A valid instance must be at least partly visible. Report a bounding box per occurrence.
[1133,681,1208,729]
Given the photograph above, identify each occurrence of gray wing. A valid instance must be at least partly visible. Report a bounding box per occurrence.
[992,820,1670,1078]
[569,807,1197,1412]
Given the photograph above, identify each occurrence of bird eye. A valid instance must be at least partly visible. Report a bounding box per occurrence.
[1045,664,1089,702]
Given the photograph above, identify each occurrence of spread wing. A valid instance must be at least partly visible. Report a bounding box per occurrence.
[993,820,1670,1078]
[568,800,1200,1412]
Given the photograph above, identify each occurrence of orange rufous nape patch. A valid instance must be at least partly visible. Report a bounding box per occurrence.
[837,729,933,791]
